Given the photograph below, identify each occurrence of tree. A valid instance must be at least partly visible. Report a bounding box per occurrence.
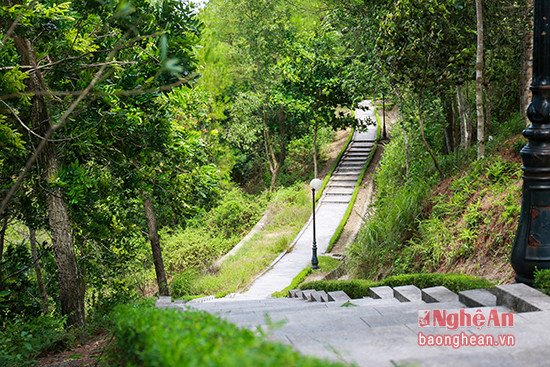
[475,0,486,159]
[1,0,202,327]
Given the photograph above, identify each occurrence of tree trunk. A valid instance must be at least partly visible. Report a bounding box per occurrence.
[14,37,85,328]
[263,121,280,190]
[457,84,470,150]
[521,0,534,125]
[143,195,169,296]
[484,82,492,134]
[417,94,443,178]
[0,217,7,290]
[442,95,455,154]
[475,0,486,159]
[403,126,411,183]
[30,227,49,315]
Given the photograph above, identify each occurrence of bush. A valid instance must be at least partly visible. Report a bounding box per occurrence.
[0,314,66,367]
[299,273,494,299]
[534,268,550,295]
[163,187,267,275]
[347,183,428,279]
[110,303,348,367]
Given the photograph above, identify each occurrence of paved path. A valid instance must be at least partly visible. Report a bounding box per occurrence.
[163,282,550,366]
[234,100,377,299]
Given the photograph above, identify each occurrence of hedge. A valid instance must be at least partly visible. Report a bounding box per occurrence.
[110,303,351,367]
[299,273,494,299]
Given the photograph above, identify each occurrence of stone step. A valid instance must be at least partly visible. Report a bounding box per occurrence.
[394,285,422,302]
[346,297,401,307]
[334,170,362,175]
[347,145,373,150]
[369,286,394,299]
[322,196,353,203]
[330,176,358,182]
[328,290,351,302]
[495,283,550,312]
[325,192,354,197]
[325,187,354,195]
[339,162,366,167]
[188,300,330,316]
[344,149,371,154]
[346,157,366,164]
[459,289,497,307]
[189,297,308,310]
[220,300,477,332]
[327,182,356,188]
[186,295,215,304]
[345,150,371,155]
[421,286,459,303]
[336,166,364,171]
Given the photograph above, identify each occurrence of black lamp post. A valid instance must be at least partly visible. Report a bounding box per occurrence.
[310,178,322,269]
[511,1,550,284]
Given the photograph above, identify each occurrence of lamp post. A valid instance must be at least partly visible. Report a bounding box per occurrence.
[310,178,322,270]
[511,1,550,284]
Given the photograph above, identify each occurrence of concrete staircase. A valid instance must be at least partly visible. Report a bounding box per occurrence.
[323,108,376,205]
[158,283,550,366]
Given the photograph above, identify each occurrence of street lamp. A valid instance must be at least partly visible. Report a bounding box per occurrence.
[310,178,323,270]
[511,1,550,284]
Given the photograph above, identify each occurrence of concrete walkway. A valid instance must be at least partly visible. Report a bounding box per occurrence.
[234,100,377,299]
[160,282,550,367]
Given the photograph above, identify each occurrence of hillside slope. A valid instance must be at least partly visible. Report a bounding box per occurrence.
[348,122,525,284]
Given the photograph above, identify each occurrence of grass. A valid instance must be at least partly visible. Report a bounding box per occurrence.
[271,256,342,297]
[170,184,312,297]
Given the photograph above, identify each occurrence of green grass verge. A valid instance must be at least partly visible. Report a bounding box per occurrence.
[299,273,494,299]
[271,268,312,298]
[111,302,348,367]
[271,256,342,297]
[315,128,355,202]
[170,184,311,298]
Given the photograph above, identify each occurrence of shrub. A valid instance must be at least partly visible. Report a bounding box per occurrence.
[110,303,348,367]
[534,268,550,295]
[0,314,66,367]
[299,273,494,299]
[347,183,428,279]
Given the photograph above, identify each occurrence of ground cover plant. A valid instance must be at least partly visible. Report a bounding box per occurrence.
[110,302,350,367]
[348,110,525,283]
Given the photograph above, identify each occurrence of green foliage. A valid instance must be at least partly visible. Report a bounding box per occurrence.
[0,242,46,320]
[110,303,347,367]
[348,183,428,279]
[163,188,266,275]
[280,127,334,185]
[534,268,550,296]
[169,184,310,297]
[300,273,494,299]
[0,314,66,367]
